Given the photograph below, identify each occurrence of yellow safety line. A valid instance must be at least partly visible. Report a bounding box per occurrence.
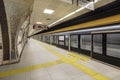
[37,40,90,62]
[35,40,109,80]
[67,52,90,62]
[0,60,63,77]
[44,14,120,34]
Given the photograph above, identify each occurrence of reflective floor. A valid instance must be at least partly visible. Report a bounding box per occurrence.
[0,39,120,80]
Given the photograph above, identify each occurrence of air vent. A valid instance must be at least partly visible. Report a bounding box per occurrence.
[46,18,51,20]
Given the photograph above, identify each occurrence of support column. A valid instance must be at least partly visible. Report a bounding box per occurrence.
[78,35,81,49]
[102,34,107,56]
[50,35,52,45]
[91,34,93,58]
[68,34,71,51]
[58,35,59,45]
[64,35,66,46]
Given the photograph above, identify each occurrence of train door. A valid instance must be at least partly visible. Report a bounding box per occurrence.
[91,32,120,67]
[70,34,79,51]
[91,34,103,58]
[79,34,91,56]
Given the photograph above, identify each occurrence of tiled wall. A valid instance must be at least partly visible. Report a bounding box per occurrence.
[3,0,34,60]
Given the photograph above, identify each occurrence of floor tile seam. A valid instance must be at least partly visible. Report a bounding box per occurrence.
[46,67,54,80]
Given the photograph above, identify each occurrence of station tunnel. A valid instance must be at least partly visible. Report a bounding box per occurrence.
[0,0,120,80]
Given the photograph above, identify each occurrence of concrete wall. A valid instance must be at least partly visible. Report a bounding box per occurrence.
[3,0,34,61]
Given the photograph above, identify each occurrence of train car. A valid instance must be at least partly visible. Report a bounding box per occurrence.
[33,24,120,67]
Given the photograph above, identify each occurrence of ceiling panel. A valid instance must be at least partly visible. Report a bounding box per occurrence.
[31,0,79,24]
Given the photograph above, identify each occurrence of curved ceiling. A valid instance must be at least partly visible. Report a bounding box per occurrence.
[29,0,115,35]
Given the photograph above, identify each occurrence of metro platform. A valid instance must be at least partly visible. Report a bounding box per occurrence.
[0,39,120,80]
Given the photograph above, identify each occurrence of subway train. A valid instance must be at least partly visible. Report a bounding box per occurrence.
[33,24,120,67]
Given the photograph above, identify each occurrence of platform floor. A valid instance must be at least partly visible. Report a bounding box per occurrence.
[0,39,120,80]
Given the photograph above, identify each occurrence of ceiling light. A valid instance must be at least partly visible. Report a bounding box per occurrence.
[36,22,42,24]
[44,9,54,14]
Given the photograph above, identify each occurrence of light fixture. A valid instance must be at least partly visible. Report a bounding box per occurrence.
[36,22,42,24]
[44,9,54,14]
[48,0,100,27]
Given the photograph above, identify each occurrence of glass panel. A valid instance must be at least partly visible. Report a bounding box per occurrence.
[45,36,47,42]
[46,36,50,43]
[53,36,55,44]
[81,35,91,51]
[43,36,46,42]
[55,36,58,44]
[93,34,102,54]
[65,35,69,46]
[39,35,42,41]
[71,35,78,48]
[59,36,64,45]
[107,34,120,58]
[50,36,54,43]
[41,35,43,41]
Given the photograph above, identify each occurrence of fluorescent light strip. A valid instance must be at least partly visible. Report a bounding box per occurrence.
[48,0,100,27]
[36,22,42,24]
[44,9,54,14]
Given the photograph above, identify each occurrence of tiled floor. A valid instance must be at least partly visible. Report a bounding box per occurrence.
[0,39,120,80]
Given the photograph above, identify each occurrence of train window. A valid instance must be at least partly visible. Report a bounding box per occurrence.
[93,34,102,54]
[65,35,69,46]
[81,35,91,51]
[59,35,65,45]
[39,35,42,41]
[56,36,59,44]
[53,36,55,44]
[46,36,50,43]
[45,36,48,42]
[107,33,120,58]
[54,36,58,44]
[54,35,57,44]
[41,35,43,41]
[43,36,46,42]
[50,36,54,44]
[48,36,50,43]
[71,35,78,48]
